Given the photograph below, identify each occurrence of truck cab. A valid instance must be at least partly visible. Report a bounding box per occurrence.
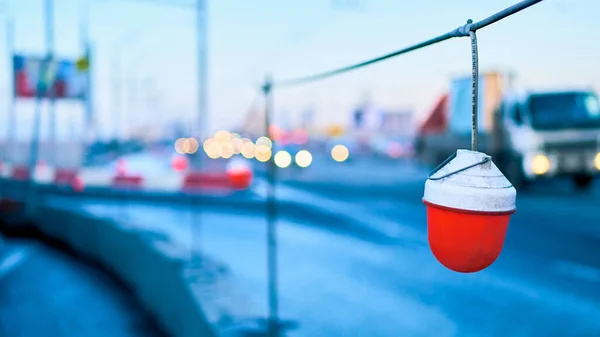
[494,90,600,189]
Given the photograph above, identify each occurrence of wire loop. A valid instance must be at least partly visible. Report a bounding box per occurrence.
[457,19,473,37]
[427,152,491,181]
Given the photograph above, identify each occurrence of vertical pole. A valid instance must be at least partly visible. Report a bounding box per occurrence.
[47,0,56,166]
[263,75,279,337]
[196,0,207,139]
[80,0,93,147]
[27,0,54,212]
[6,17,15,164]
[191,0,207,265]
[469,20,479,152]
[111,48,127,221]
[112,54,121,141]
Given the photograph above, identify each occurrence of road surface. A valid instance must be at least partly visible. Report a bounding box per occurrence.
[0,235,166,337]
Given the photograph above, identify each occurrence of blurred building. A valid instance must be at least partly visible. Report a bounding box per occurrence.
[350,103,414,137]
[380,110,415,137]
[242,104,265,136]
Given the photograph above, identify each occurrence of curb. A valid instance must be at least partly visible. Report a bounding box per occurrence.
[31,206,217,337]
[2,204,268,337]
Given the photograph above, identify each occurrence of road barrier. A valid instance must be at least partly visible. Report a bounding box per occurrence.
[0,163,253,195]
[11,166,30,181]
[53,168,79,186]
[35,206,217,337]
[1,201,266,336]
[112,174,145,189]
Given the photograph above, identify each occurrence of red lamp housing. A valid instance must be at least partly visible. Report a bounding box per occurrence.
[423,149,517,273]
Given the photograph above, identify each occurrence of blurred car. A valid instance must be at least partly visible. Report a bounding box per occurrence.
[107,152,173,177]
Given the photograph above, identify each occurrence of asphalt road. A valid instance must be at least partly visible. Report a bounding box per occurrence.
[0,236,167,337]
[41,154,600,337]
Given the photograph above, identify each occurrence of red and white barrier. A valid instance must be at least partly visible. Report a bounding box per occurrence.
[182,172,233,193]
[12,166,31,181]
[225,157,253,190]
[1,156,254,194]
[53,168,86,192]
[112,174,145,189]
[110,158,144,189]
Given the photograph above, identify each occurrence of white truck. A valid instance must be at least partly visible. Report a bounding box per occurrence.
[415,72,600,190]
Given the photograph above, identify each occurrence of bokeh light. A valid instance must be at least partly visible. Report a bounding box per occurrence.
[186,137,199,154]
[171,155,188,172]
[174,138,187,155]
[331,144,349,162]
[255,146,272,162]
[241,142,256,159]
[531,154,550,175]
[256,136,272,149]
[269,125,283,141]
[204,138,221,159]
[214,130,232,142]
[232,138,244,154]
[274,150,292,168]
[220,141,235,159]
[295,150,313,168]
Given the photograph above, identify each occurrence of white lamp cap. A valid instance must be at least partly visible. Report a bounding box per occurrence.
[423,149,517,213]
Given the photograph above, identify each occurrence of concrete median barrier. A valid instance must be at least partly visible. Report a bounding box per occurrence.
[31,207,216,336]
[1,177,411,244]
[19,205,263,337]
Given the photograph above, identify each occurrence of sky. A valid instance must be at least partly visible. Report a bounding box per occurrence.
[0,0,598,141]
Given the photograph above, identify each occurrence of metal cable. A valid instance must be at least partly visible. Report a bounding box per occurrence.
[274,0,544,88]
[427,153,490,181]
[470,27,479,152]
[426,21,486,181]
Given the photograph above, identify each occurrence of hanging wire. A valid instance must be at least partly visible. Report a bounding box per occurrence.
[274,0,543,89]
[426,25,492,181]
[469,25,479,152]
